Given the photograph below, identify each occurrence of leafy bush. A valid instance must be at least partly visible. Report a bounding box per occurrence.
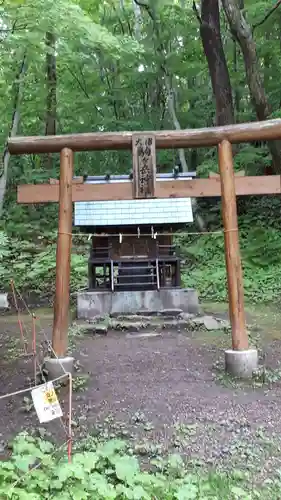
[0,432,277,499]
[0,230,87,296]
[180,226,281,303]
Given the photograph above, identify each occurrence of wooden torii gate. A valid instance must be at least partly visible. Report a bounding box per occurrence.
[9,119,281,358]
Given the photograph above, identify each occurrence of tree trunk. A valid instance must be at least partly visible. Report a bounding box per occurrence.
[279,13,281,55]
[0,54,27,216]
[222,0,281,172]
[233,40,240,118]
[263,31,270,89]
[132,0,142,39]
[165,75,188,172]
[134,0,206,229]
[188,77,198,169]
[164,74,206,230]
[45,31,57,168]
[199,0,235,126]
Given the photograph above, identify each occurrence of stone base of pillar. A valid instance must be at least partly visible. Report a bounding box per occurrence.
[44,356,74,380]
[225,349,258,379]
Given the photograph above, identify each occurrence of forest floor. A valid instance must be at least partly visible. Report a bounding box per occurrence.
[1,303,281,484]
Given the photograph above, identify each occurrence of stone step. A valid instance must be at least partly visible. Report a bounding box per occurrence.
[109,314,155,323]
[135,308,184,318]
[109,313,194,323]
[110,320,150,332]
[126,332,162,339]
[110,309,183,318]
[79,323,109,335]
[110,318,197,333]
[76,314,230,336]
[78,318,193,335]
[158,308,184,317]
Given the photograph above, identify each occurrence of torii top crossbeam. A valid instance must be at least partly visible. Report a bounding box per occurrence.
[9,119,281,362]
[8,118,281,154]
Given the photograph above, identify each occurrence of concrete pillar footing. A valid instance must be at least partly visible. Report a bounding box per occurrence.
[44,356,74,380]
[225,348,258,379]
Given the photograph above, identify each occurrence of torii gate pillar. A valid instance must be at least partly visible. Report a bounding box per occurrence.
[218,140,258,377]
[52,148,73,358]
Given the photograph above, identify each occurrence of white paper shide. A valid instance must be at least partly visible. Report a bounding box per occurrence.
[31,381,63,423]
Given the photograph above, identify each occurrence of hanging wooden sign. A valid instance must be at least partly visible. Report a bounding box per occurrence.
[132,134,156,198]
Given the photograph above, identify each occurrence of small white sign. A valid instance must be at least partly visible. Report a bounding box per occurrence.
[0,293,9,309]
[31,382,63,423]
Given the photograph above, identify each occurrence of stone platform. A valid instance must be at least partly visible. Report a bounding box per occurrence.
[77,288,199,319]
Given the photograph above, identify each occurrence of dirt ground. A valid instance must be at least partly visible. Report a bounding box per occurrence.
[1,303,281,481]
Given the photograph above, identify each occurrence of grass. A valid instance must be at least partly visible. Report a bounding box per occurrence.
[2,336,23,361]
[203,301,281,341]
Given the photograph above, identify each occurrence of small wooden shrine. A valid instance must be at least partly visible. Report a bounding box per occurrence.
[75,166,195,291]
[74,135,195,292]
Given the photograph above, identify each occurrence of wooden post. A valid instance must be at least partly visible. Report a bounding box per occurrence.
[52,148,73,356]
[218,140,248,350]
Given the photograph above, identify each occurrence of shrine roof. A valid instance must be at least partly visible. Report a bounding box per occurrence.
[74,172,195,228]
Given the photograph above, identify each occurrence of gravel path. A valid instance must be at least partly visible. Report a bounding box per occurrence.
[1,313,281,480]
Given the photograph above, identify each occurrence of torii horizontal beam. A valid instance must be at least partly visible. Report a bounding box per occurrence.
[17,175,281,203]
[8,118,281,154]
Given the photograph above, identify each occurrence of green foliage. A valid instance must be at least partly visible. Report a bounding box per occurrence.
[0,432,279,499]
[1,0,281,306]
[2,201,281,304]
[0,230,87,295]
[180,204,281,303]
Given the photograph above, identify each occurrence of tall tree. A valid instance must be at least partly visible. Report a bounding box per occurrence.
[134,0,206,230]
[0,54,27,216]
[45,31,57,169]
[45,32,57,137]
[194,0,234,126]
[222,0,281,172]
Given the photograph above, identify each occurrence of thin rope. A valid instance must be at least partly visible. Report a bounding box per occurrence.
[10,280,28,354]
[38,323,67,375]
[34,319,73,450]
[12,283,67,375]
[32,314,37,385]
[0,370,73,465]
[34,326,70,442]
[0,373,70,401]
[10,286,45,390]
[70,229,237,238]
[6,292,69,437]
[3,285,73,468]
[12,282,33,317]
[68,374,73,463]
